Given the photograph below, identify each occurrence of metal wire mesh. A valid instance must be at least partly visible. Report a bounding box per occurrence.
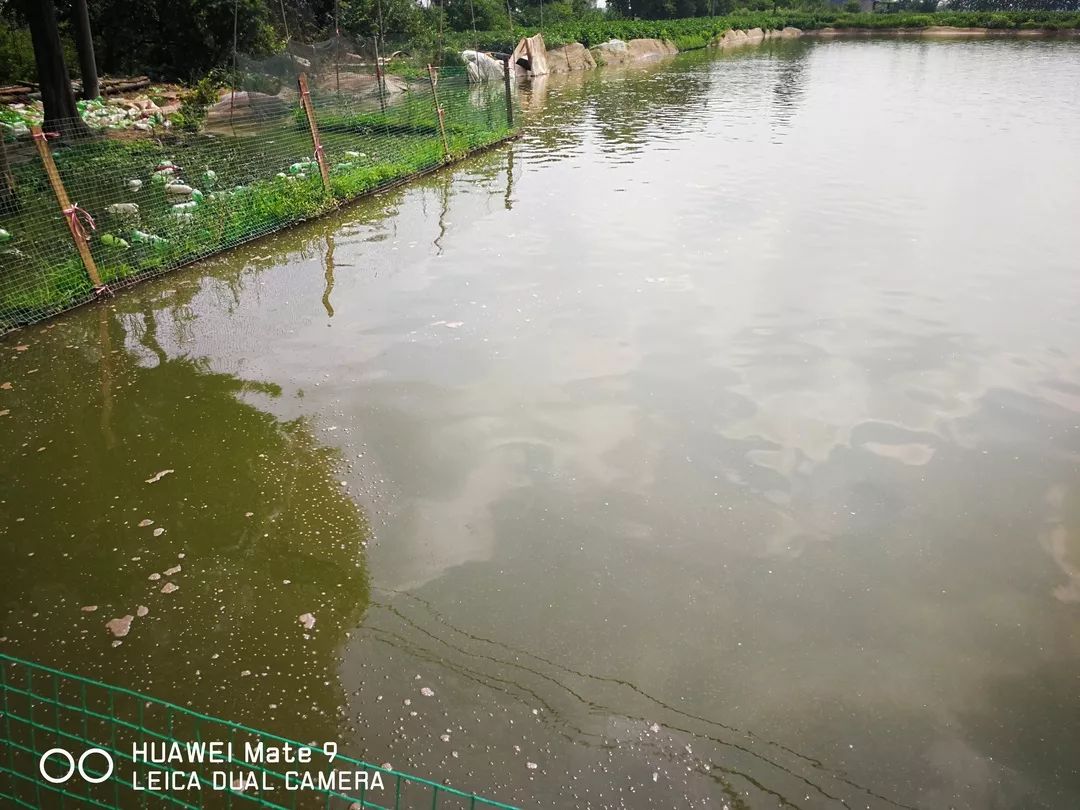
[0,652,518,810]
[0,62,516,334]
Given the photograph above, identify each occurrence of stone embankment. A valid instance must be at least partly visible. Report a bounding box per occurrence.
[471,27,806,82]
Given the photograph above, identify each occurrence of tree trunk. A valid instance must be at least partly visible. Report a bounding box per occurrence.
[0,137,17,215]
[72,0,100,100]
[22,0,89,138]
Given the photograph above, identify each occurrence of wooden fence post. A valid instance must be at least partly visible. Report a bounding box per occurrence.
[297,73,332,195]
[427,65,451,163]
[30,125,103,290]
[503,58,514,129]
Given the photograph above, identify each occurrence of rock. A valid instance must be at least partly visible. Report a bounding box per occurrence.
[512,33,549,77]
[546,43,596,74]
[715,29,763,49]
[462,50,506,83]
[592,38,676,66]
[780,26,803,38]
[627,38,678,61]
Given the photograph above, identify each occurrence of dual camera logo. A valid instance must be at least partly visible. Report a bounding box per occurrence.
[38,747,115,784]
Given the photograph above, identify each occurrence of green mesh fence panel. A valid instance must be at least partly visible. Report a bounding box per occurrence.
[0,62,516,334]
[0,653,519,810]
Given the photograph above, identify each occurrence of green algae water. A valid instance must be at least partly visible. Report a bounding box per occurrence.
[2,39,1080,809]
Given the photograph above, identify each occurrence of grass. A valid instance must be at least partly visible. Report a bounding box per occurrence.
[0,74,514,330]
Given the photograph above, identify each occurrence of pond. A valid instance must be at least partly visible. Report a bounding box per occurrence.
[2,37,1079,809]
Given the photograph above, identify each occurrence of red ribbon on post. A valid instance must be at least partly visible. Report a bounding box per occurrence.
[62,203,96,242]
[31,130,60,142]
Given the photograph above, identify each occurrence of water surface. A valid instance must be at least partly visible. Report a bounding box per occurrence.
[2,38,1080,809]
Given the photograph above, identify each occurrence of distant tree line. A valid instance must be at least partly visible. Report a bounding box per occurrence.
[940,0,1079,8]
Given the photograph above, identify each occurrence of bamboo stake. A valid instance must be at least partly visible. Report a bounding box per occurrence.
[297,73,332,194]
[427,65,451,162]
[30,125,103,289]
[503,59,514,129]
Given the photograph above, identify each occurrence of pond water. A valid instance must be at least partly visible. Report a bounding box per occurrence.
[2,38,1080,809]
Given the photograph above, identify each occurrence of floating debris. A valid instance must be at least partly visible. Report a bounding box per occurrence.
[148,573,161,581]
[298,613,316,630]
[160,582,178,594]
[136,605,149,617]
[153,527,165,537]
[106,615,134,638]
[526,762,538,770]
[420,687,435,697]
[138,519,154,527]
[81,605,98,613]
[145,469,174,484]
[163,565,181,576]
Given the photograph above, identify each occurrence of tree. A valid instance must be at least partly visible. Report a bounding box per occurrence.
[17,0,87,136]
[72,0,99,99]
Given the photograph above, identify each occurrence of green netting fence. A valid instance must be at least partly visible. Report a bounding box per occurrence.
[0,653,519,810]
[0,59,517,334]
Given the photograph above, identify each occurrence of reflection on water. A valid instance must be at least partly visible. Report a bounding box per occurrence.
[0,302,370,745]
[3,38,1080,809]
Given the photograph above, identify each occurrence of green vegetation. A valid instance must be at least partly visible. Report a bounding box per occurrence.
[3,1,1077,85]
[0,75,513,329]
[443,10,1080,53]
